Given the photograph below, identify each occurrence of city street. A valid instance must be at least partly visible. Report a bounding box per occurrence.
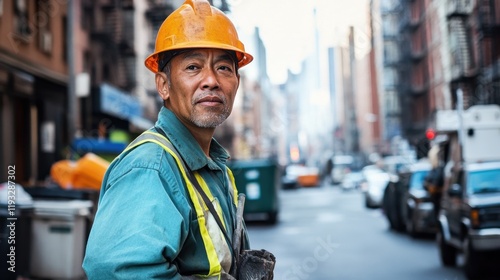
[246,184,468,280]
[1,0,500,279]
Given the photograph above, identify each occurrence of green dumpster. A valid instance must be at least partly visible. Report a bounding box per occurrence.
[229,159,280,224]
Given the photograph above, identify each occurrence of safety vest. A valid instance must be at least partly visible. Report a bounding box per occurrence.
[124,130,239,278]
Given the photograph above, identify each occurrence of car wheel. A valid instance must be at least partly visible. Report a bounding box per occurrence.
[437,228,456,266]
[267,211,278,225]
[406,208,418,237]
[387,211,396,230]
[383,186,397,230]
[464,235,482,279]
[392,208,405,232]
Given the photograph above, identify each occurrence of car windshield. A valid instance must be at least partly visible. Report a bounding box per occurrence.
[409,170,429,190]
[468,169,500,194]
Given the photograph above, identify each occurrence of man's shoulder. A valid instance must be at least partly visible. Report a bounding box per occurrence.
[99,140,191,203]
[108,141,179,179]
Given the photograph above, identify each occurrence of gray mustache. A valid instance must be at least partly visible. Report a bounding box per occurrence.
[193,92,227,105]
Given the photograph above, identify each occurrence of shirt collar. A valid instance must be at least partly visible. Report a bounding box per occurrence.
[154,107,230,171]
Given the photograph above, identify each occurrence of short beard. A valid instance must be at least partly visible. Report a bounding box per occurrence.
[190,92,231,128]
[190,109,230,128]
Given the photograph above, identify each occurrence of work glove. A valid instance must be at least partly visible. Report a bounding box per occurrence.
[238,249,276,280]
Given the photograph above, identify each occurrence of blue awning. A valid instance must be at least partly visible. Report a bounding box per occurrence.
[100,83,142,120]
[72,138,126,155]
[130,116,154,131]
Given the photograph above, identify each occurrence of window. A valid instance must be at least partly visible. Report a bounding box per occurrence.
[13,0,31,40]
[383,68,397,88]
[385,90,399,114]
[468,169,500,194]
[37,0,53,54]
[410,170,429,190]
[383,41,399,64]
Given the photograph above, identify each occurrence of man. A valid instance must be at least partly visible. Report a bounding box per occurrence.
[82,0,253,278]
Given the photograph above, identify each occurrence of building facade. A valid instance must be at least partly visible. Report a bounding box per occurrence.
[379,0,403,152]
[394,0,500,156]
[0,0,70,184]
[0,0,237,184]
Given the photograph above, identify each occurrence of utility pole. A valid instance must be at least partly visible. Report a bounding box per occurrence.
[456,88,465,163]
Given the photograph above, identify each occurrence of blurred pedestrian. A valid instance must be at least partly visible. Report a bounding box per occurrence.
[82,0,256,278]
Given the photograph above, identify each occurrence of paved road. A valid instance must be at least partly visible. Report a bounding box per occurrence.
[246,185,471,280]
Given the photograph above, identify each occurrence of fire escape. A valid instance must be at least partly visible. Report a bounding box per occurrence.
[476,0,500,106]
[381,0,403,141]
[446,0,477,109]
[90,0,136,91]
[397,0,429,145]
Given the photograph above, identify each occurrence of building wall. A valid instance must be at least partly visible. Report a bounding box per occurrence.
[328,46,346,154]
[355,53,376,155]
[134,0,161,122]
[393,0,500,156]
[0,0,67,78]
[0,0,69,184]
[426,1,448,114]
[397,0,433,147]
[380,0,403,152]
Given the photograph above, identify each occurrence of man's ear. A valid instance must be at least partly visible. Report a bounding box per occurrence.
[155,72,169,101]
[235,72,241,90]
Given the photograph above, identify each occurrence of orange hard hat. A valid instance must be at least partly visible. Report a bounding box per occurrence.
[144,0,253,73]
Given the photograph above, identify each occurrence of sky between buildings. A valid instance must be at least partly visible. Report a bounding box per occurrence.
[229,0,370,84]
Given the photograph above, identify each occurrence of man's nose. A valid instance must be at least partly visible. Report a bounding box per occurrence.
[201,68,220,89]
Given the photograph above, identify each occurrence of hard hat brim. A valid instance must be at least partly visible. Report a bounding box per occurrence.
[145,42,253,73]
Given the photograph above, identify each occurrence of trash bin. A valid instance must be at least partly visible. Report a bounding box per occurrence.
[24,186,99,218]
[0,204,33,280]
[29,200,93,279]
[229,159,280,224]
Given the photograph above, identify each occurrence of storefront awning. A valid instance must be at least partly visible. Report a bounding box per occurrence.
[130,116,154,131]
[100,83,142,120]
[72,138,126,155]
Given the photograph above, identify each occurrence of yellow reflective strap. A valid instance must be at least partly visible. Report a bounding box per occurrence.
[193,173,226,228]
[124,131,222,276]
[225,168,238,206]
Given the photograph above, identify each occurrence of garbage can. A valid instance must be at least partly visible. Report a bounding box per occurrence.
[229,159,280,224]
[0,204,33,280]
[29,200,93,279]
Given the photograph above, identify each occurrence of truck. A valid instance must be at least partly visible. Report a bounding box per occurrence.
[433,104,500,279]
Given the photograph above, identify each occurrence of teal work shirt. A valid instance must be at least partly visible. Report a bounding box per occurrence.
[83,107,242,279]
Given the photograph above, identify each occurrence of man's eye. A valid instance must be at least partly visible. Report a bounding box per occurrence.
[186,65,199,70]
[218,65,233,72]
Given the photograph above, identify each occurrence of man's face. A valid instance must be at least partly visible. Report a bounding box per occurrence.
[160,49,240,129]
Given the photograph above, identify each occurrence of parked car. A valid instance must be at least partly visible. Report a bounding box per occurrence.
[437,161,500,279]
[281,165,299,190]
[401,160,436,237]
[341,171,364,191]
[382,173,405,232]
[361,165,390,208]
[331,155,354,184]
[283,164,320,188]
[383,155,414,175]
[297,167,320,187]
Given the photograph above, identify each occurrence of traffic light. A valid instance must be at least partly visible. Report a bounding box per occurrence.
[425,128,436,140]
